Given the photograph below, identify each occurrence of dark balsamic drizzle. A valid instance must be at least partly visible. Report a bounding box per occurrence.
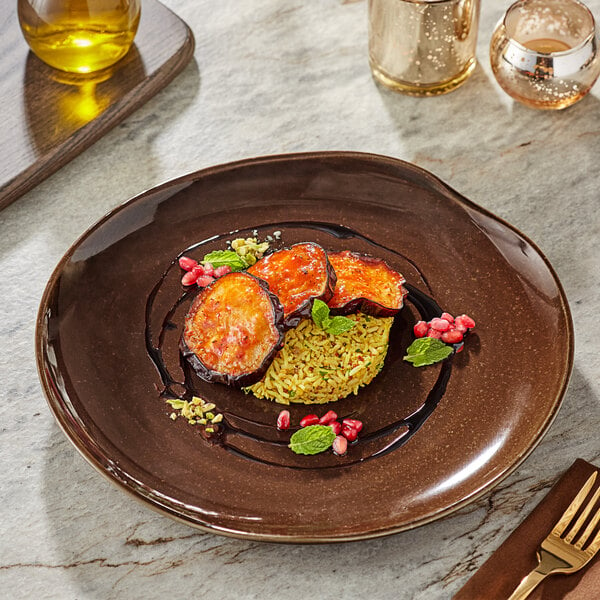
[145,222,454,469]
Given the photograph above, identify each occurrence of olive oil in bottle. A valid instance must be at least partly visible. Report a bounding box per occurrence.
[18,0,141,74]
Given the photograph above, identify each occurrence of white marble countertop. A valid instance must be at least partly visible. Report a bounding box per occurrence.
[1,1,599,598]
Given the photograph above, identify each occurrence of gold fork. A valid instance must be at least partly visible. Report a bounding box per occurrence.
[507,470,600,600]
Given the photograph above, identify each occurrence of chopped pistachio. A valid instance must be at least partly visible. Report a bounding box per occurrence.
[166,395,222,432]
[229,236,270,265]
[166,399,186,409]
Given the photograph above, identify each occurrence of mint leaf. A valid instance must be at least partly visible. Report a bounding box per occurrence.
[311,299,330,329]
[403,337,453,367]
[202,250,248,271]
[288,425,336,455]
[311,299,356,335]
[325,316,356,335]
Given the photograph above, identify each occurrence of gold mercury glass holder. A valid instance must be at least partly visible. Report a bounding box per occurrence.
[368,0,481,96]
[490,0,600,110]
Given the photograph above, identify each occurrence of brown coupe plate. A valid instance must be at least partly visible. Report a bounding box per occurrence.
[36,152,573,542]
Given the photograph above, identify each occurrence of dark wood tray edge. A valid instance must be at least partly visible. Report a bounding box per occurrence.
[0,10,195,211]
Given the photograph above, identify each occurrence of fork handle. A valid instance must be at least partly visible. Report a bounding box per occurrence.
[506,567,549,600]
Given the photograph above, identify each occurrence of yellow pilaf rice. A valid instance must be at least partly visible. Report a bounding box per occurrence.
[245,314,393,405]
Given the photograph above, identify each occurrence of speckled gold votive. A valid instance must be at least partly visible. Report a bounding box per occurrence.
[368,0,481,96]
[490,0,600,110]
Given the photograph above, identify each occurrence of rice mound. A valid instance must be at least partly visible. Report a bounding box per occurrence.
[245,314,393,405]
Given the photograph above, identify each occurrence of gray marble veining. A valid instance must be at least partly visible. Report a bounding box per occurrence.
[1,1,599,598]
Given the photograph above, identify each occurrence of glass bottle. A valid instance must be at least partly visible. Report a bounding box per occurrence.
[18,0,141,74]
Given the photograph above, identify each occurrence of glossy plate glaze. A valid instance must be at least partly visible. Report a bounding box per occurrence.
[36,152,573,542]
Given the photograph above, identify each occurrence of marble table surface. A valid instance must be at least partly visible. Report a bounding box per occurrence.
[1,1,599,598]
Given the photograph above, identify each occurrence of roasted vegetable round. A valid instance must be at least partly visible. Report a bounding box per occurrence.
[180,272,285,387]
[248,242,336,328]
[327,251,407,317]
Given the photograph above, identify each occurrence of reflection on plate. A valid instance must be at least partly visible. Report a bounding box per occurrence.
[36,152,573,542]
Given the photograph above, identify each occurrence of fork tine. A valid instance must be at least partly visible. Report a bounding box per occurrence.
[574,489,600,549]
[564,483,600,543]
[552,471,597,537]
[586,529,600,555]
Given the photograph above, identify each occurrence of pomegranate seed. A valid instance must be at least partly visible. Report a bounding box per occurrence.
[441,312,454,324]
[413,321,428,338]
[330,421,342,435]
[442,329,464,344]
[455,314,475,329]
[181,271,198,286]
[342,418,363,432]
[319,410,338,425]
[203,263,214,277]
[277,410,290,430]
[429,317,451,332]
[426,328,442,340]
[191,265,205,278]
[213,265,231,278]
[178,256,198,271]
[300,414,320,427]
[196,275,215,287]
[456,343,465,353]
[342,424,358,442]
[332,435,348,456]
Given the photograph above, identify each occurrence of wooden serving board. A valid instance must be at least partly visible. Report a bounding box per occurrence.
[0,0,194,211]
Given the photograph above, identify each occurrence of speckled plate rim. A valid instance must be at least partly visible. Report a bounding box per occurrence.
[35,151,574,543]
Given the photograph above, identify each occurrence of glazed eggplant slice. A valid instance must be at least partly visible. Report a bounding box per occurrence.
[327,251,407,317]
[180,272,285,387]
[248,242,336,328]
